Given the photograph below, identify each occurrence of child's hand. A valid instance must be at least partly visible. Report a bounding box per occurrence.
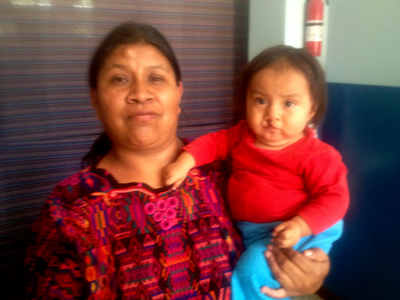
[164,162,189,189]
[272,216,312,248]
[272,220,302,248]
[164,151,196,189]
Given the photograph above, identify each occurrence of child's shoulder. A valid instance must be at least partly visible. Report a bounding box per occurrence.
[304,135,343,163]
[309,136,337,151]
[296,127,341,158]
[230,120,250,132]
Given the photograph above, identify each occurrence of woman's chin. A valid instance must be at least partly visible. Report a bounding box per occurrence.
[130,133,159,148]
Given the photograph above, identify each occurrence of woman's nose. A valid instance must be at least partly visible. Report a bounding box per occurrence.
[127,80,153,103]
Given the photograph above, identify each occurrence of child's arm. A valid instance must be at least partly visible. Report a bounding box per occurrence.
[297,149,349,236]
[164,151,195,189]
[272,215,312,248]
[164,121,247,189]
[273,148,349,248]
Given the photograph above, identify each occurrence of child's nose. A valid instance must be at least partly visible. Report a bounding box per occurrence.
[265,103,281,120]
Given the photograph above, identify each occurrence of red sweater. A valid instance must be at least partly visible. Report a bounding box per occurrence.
[183,121,349,234]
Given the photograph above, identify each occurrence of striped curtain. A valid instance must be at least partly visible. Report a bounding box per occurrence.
[0,0,248,298]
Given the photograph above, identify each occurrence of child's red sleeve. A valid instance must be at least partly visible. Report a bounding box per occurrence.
[298,149,350,234]
[183,121,246,167]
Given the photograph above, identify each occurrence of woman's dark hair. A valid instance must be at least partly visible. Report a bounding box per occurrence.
[234,45,327,127]
[82,22,181,167]
[89,21,181,89]
[82,132,113,167]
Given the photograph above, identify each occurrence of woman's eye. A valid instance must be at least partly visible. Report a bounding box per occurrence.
[112,77,128,83]
[150,76,164,83]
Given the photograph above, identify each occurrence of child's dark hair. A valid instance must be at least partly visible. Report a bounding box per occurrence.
[234,45,327,127]
[82,21,181,167]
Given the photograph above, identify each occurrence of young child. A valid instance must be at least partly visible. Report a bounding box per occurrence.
[165,45,349,300]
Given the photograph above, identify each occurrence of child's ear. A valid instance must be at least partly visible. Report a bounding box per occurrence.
[308,105,317,122]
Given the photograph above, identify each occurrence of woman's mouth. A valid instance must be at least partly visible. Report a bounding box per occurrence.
[128,111,158,122]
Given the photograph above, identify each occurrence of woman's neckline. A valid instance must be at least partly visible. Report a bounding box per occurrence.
[91,166,174,194]
[90,137,190,193]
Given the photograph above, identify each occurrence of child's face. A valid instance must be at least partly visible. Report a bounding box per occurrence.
[246,66,316,150]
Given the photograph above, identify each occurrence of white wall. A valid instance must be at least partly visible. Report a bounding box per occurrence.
[248,0,400,87]
[325,0,400,87]
[248,0,329,67]
[284,0,308,48]
[248,0,286,60]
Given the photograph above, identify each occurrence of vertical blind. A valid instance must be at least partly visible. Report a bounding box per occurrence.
[0,0,248,298]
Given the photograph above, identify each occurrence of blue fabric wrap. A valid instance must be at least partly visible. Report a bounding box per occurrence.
[231,220,344,300]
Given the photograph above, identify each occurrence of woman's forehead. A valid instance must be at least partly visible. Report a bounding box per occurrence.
[102,43,173,72]
[108,44,166,62]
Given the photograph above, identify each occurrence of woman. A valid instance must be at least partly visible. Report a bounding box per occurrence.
[26,22,330,299]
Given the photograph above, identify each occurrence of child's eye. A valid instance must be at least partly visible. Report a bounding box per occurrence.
[284,100,295,107]
[256,98,266,105]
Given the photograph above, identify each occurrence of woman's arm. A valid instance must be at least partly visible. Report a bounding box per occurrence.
[26,199,86,299]
[261,245,330,298]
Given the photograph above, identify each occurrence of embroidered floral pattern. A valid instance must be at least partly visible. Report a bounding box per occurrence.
[26,164,243,299]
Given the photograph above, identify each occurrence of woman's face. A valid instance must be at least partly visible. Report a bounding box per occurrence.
[91,43,183,153]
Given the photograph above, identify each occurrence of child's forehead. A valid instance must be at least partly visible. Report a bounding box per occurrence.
[262,59,301,75]
[254,63,307,82]
[249,65,313,97]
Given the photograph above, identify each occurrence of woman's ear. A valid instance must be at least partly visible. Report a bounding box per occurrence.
[90,88,98,107]
[90,89,102,121]
[178,81,183,101]
[177,82,184,115]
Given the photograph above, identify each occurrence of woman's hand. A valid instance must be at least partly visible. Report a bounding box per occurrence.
[261,245,330,298]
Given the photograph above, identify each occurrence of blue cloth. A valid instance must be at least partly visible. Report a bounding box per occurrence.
[231,220,343,300]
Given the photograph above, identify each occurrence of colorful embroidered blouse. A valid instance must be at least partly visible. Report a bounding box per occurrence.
[26,162,243,299]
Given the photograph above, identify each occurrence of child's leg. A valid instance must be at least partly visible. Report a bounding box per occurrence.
[231,221,281,300]
[231,220,344,300]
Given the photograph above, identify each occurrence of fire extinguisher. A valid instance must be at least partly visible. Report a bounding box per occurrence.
[305,0,327,56]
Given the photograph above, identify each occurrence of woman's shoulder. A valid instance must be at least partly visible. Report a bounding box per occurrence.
[48,166,114,207]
